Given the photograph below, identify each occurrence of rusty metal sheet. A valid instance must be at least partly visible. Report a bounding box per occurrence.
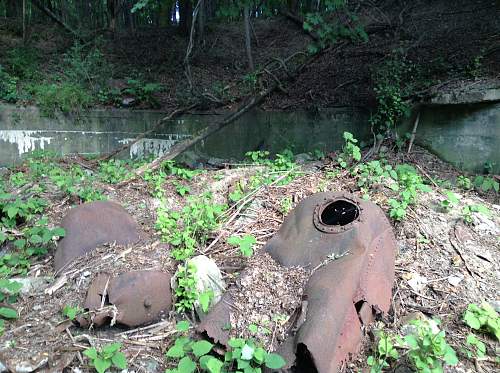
[199,192,396,372]
[54,201,141,272]
[78,270,172,327]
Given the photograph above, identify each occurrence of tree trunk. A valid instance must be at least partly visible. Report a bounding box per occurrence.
[244,4,254,71]
[179,0,192,36]
[6,0,18,18]
[197,0,205,43]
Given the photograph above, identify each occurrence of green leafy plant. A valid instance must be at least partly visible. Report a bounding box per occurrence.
[462,204,491,224]
[123,78,163,108]
[456,175,472,190]
[98,160,131,184]
[62,305,83,320]
[279,196,293,215]
[473,175,499,193]
[404,319,458,372]
[366,331,400,373]
[388,164,431,221]
[462,333,486,359]
[337,131,361,168]
[227,234,257,257]
[175,263,199,313]
[0,279,22,304]
[29,81,93,116]
[0,64,18,102]
[156,193,226,260]
[440,191,459,213]
[173,181,191,197]
[83,343,127,373]
[225,337,286,372]
[463,303,499,340]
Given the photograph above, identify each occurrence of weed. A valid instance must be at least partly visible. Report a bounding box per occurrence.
[337,132,361,168]
[173,181,190,197]
[370,49,413,132]
[388,164,431,221]
[123,78,163,108]
[0,279,22,304]
[227,234,256,257]
[440,190,459,213]
[404,319,458,372]
[62,305,83,320]
[174,262,198,313]
[29,81,93,116]
[83,343,127,373]
[473,175,499,193]
[98,160,131,184]
[156,193,226,260]
[463,303,499,340]
[5,47,40,79]
[462,204,491,225]
[166,326,286,373]
[366,331,400,373]
[462,333,486,359]
[279,196,293,215]
[456,175,472,190]
[0,64,18,102]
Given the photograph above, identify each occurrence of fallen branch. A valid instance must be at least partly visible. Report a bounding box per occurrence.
[98,104,196,162]
[407,109,420,154]
[115,42,335,188]
[30,0,81,39]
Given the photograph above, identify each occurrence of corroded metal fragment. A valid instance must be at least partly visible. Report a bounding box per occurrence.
[78,270,172,327]
[54,201,141,272]
[199,192,396,372]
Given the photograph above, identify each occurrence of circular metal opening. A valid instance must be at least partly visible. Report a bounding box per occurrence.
[320,200,359,226]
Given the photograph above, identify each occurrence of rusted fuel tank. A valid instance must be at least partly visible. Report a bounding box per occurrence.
[200,192,396,372]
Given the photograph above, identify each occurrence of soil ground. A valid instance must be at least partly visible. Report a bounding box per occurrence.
[0,146,498,372]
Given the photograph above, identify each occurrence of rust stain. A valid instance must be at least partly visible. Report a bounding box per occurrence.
[54,201,141,272]
[200,192,396,372]
[78,270,172,327]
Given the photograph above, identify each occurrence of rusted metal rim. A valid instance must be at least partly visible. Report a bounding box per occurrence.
[313,195,363,233]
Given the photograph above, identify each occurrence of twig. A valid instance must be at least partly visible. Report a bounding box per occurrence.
[407,110,420,154]
[99,104,196,161]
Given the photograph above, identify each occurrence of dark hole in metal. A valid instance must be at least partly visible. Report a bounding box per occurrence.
[320,200,359,226]
[293,343,319,373]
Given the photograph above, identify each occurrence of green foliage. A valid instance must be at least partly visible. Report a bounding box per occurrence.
[366,331,400,373]
[63,42,110,87]
[227,234,256,257]
[463,303,499,341]
[388,164,431,221]
[462,333,486,359]
[370,50,413,131]
[174,262,198,313]
[156,193,226,260]
[465,51,484,78]
[5,47,40,80]
[440,190,459,213]
[462,204,491,224]
[0,64,18,102]
[29,81,93,116]
[337,132,361,168]
[404,319,458,373]
[83,343,127,373]
[123,78,163,108]
[279,196,293,215]
[98,160,131,184]
[0,279,22,304]
[173,181,191,197]
[456,175,472,190]
[473,175,499,193]
[166,333,286,373]
[303,0,367,54]
[62,304,82,320]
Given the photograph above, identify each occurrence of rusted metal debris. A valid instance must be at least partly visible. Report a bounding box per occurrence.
[199,192,396,372]
[77,270,172,327]
[54,201,141,272]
